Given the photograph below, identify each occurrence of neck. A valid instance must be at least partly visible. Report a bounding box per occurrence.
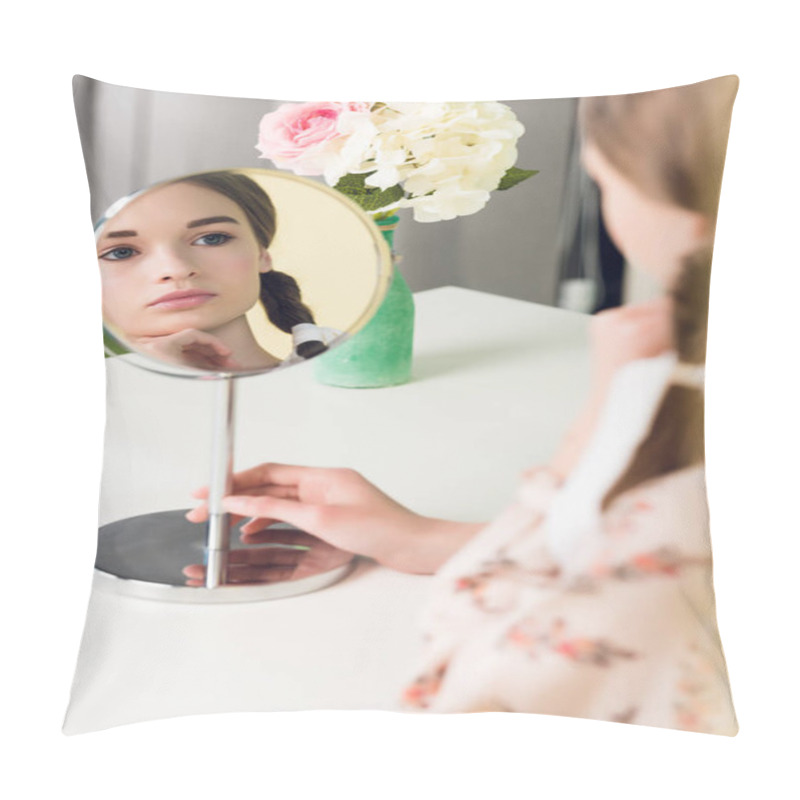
[208,316,281,371]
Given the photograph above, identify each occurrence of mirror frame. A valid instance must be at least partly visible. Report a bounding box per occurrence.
[95,168,393,379]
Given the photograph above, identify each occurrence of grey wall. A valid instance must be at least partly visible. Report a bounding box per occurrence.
[74,77,578,307]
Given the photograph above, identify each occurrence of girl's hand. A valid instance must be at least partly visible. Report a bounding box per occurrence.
[186,463,483,575]
[587,295,674,391]
[131,328,242,371]
[549,296,674,480]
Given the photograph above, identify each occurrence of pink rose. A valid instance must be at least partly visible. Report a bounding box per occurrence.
[256,102,371,177]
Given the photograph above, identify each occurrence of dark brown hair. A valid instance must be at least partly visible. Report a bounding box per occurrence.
[579,77,738,219]
[176,171,327,358]
[579,77,738,506]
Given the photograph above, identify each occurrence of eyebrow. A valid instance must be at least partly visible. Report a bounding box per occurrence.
[105,229,138,238]
[101,215,240,240]
[186,216,240,228]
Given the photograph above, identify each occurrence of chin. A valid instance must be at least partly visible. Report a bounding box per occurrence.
[164,309,227,329]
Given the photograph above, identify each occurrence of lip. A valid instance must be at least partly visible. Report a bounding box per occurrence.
[148,290,217,310]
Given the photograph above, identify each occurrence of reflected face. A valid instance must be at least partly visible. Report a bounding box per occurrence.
[97,182,271,340]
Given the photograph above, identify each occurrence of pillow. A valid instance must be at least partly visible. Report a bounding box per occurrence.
[64,76,738,735]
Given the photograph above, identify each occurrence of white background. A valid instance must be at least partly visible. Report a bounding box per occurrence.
[3,2,798,797]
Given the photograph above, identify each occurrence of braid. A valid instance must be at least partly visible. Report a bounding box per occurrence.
[259,271,328,359]
[175,171,328,361]
[600,249,710,510]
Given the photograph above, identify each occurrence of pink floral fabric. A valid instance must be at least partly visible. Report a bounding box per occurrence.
[401,357,737,735]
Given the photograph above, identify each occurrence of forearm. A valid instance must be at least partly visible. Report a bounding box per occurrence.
[383,517,486,575]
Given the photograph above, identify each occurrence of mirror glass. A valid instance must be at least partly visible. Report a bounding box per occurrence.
[96,168,392,377]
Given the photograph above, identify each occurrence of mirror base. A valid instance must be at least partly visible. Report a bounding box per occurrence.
[95,509,356,604]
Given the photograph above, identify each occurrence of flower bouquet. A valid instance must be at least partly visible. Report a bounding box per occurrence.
[256,101,537,386]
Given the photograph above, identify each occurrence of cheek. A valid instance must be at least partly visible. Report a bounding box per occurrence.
[210,250,263,305]
[600,188,660,266]
[100,268,140,324]
[600,186,632,248]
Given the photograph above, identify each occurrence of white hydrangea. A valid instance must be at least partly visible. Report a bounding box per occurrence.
[350,102,525,222]
[323,108,380,185]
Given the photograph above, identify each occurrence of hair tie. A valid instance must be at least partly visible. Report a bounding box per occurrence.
[671,361,705,389]
[291,323,329,359]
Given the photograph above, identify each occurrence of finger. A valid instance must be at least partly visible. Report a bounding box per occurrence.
[225,463,326,494]
[182,564,205,579]
[226,565,298,584]
[184,343,242,371]
[191,465,320,501]
[174,329,232,354]
[186,494,285,524]
[188,493,296,524]
[223,494,321,531]
[183,552,304,573]
[182,545,312,573]
[230,485,300,502]
[227,547,305,567]
[240,528,320,548]
[239,517,281,535]
[182,563,300,585]
[186,505,208,523]
[191,483,296,502]
[175,334,246,371]
[194,352,238,371]
[183,342,227,360]
[185,505,249,527]
[261,485,301,500]
[190,353,227,370]
[199,338,232,357]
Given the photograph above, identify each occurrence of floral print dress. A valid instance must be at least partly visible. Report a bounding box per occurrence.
[401,354,738,735]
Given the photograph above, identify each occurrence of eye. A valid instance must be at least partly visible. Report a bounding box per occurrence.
[99,246,138,261]
[193,232,233,246]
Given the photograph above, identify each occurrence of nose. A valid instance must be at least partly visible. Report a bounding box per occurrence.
[153,246,198,282]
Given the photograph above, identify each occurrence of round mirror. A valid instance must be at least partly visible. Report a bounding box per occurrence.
[96,168,392,377]
[94,168,392,601]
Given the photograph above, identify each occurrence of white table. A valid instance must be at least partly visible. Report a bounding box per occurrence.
[64,287,590,733]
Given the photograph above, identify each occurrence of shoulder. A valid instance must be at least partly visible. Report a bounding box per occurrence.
[587,465,711,583]
[603,465,708,543]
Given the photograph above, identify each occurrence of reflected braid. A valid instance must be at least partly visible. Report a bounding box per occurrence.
[259,271,328,359]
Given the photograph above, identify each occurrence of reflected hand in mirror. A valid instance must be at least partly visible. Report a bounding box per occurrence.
[96,169,388,375]
[181,531,355,586]
[133,328,244,371]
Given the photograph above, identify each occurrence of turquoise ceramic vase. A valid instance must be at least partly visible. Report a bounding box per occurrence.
[313,215,414,387]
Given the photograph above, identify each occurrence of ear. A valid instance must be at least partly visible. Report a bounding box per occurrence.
[672,208,714,260]
[258,250,273,273]
[691,211,714,248]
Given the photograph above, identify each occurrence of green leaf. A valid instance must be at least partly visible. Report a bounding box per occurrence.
[334,172,405,213]
[497,167,539,191]
[103,328,130,357]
